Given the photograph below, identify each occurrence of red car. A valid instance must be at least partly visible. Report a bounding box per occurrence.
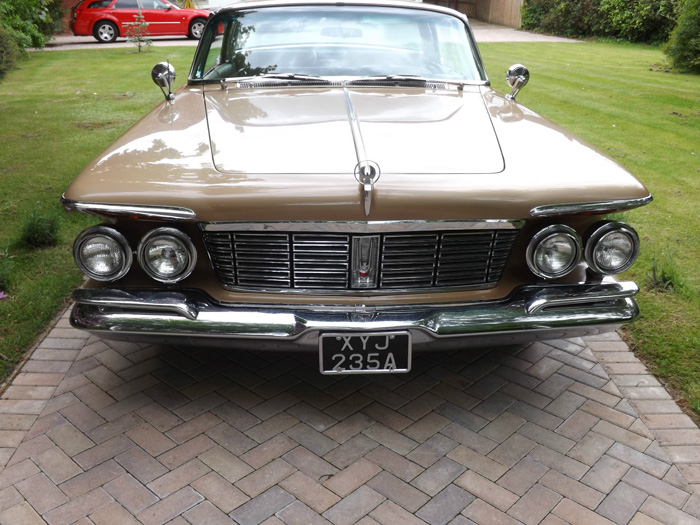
[71,0,211,43]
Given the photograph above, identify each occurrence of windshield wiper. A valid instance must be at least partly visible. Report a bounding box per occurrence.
[241,73,332,83]
[349,74,469,91]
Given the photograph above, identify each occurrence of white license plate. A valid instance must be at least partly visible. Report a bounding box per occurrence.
[319,331,411,374]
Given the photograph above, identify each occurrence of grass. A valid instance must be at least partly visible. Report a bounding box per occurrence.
[0,46,196,382]
[0,41,699,413]
[480,41,700,411]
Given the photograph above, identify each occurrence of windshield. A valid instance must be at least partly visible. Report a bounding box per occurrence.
[190,6,485,82]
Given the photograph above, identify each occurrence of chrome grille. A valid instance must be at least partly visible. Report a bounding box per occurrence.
[203,229,518,292]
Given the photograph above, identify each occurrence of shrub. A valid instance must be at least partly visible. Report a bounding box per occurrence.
[665,0,700,72]
[21,207,60,248]
[599,0,682,44]
[0,0,64,50]
[0,25,20,80]
[521,0,681,43]
[522,0,605,38]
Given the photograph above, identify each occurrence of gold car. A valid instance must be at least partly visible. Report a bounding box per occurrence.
[62,0,651,374]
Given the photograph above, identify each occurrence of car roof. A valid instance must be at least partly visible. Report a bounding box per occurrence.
[211,0,469,22]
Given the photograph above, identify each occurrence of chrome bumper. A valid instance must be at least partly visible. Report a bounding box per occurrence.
[70,281,639,350]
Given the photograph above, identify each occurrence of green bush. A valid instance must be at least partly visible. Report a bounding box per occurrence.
[600,0,682,43]
[21,207,60,248]
[0,0,63,50]
[665,0,700,72]
[521,0,681,43]
[0,25,19,80]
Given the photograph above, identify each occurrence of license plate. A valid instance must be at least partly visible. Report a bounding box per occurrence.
[320,331,411,374]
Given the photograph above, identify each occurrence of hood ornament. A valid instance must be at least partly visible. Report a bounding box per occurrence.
[354,160,381,216]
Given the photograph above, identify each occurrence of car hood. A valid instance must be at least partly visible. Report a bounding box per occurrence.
[204,85,504,175]
[64,85,650,222]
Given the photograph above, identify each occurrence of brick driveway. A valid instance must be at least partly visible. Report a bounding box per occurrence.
[1,310,700,524]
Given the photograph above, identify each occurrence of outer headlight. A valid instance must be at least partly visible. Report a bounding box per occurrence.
[527,225,581,279]
[138,228,197,283]
[73,226,132,282]
[585,221,639,275]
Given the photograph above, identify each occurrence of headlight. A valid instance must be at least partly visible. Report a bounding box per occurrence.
[138,228,197,283]
[585,221,639,275]
[74,226,132,282]
[527,225,581,279]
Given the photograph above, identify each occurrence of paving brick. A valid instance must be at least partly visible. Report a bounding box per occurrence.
[366,471,430,513]
[406,434,459,469]
[192,471,250,513]
[0,487,23,513]
[322,485,385,525]
[402,412,450,443]
[148,458,210,498]
[552,498,616,525]
[448,444,508,481]
[285,423,339,457]
[324,413,374,444]
[371,500,429,525]
[165,412,222,443]
[236,457,296,497]
[104,473,159,513]
[455,470,518,511]
[581,400,636,429]
[136,486,204,525]
[592,420,652,452]
[488,433,538,468]
[411,457,465,496]
[642,414,698,431]
[207,422,258,456]
[363,423,418,455]
[556,411,600,441]
[245,413,300,444]
[623,467,691,508]
[183,500,237,525]
[545,391,587,419]
[607,443,671,479]
[596,482,648,524]
[640,497,700,525]
[89,501,141,525]
[434,402,489,432]
[509,401,563,431]
[518,422,575,455]
[134,402,184,433]
[364,446,424,482]
[33,446,83,484]
[279,471,340,513]
[324,434,380,470]
[667,446,700,464]
[59,460,126,499]
[568,431,614,466]
[286,402,338,432]
[507,483,562,525]
[283,446,339,482]
[275,500,331,525]
[415,484,474,524]
[497,456,549,496]
[540,470,605,510]
[535,374,575,399]
[361,403,413,432]
[15,473,69,514]
[323,458,382,498]
[527,444,589,480]
[47,422,95,456]
[124,423,176,456]
[462,499,521,525]
[241,434,298,469]
[114,446,168,485]
[472,392,517,420]
[0,501,46,525]
[44,488,114,525]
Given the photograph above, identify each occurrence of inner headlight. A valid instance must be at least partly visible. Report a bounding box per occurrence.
[138,228,196,283]
[585,222,639,275]
[74,226,132,282]
[527,225,581,279]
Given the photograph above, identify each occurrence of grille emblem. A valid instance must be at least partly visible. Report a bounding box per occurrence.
[354,161,381,216]
[351,235,380,288]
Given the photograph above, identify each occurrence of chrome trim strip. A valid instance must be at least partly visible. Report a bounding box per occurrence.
[61,195,196,220]
[201,219,524,233]
[70,281,639,346]
[530,195,653,217]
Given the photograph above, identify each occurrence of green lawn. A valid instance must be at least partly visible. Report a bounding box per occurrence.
[1,42,699,412]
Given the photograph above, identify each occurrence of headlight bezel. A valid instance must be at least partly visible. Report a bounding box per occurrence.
[137,227,197,284]
[526,224,582,280]
[73,226,133,282]
[585,221,640,275]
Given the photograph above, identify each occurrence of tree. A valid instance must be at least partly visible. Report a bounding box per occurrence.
[665,0,700,72]
[0,0,62,49]
[126,10,152,53]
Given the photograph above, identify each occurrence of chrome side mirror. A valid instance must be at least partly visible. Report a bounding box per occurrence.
[152,61,176,101]
[505,64,529,101]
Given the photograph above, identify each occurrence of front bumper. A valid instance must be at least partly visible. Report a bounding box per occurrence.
[70,280,639,350]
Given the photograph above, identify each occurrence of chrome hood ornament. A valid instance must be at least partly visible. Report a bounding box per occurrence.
[354,160,381,216]
[344,86,381,216]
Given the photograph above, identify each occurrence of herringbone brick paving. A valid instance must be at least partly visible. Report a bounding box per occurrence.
[2,308,700,524]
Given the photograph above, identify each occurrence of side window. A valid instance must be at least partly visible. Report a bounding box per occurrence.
[87,0,111,7]
[113,0,140,8]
